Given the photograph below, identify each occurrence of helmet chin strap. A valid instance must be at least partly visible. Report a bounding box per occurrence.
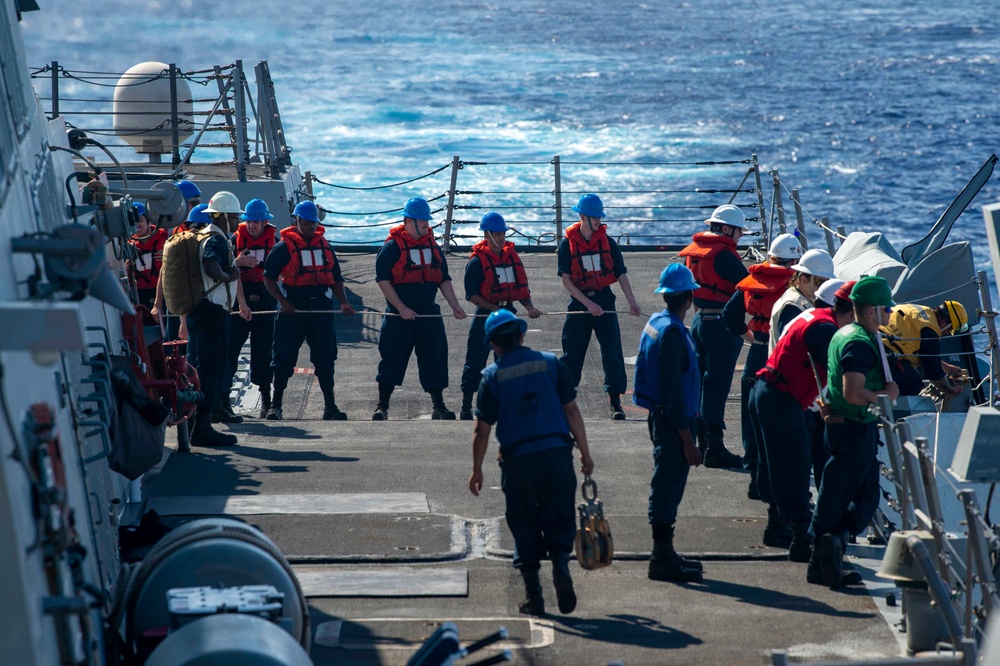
[486,232,504,253]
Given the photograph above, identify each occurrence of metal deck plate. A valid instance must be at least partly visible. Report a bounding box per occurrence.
[293,566,468,597]
[147,493,430,516]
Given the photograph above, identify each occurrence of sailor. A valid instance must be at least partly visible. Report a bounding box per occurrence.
[468,310,594,616]
[186,191,250,446]
[750,279,853,562]
[263,200,355,421]
[154,202,212,343]
[879,299,969,397]
[170,180,204,234]
[372,197,467,420]
[127,202,168,311]
[226,198,279,420]
[459,212,542,420]
[557,193,642,420]
[723,232,801,498]
[677,203,749,467]
[768,248,836,352]
[808,275,898,589]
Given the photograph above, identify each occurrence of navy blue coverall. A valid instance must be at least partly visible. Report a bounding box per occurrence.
[374,240,451,391]
[722,289,768,466]
[476,346,577,571]
[460,255,509,395]
[263,242,344,395]
[691,252,748,432]
[228,279,276,390]
[556,237,629,395]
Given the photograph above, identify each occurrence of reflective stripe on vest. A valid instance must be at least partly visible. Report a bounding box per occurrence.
[387,224,444,285]
[633,310,700,417]
[678,232,740,303]
[565,222,617,291]
[471,239,530,303]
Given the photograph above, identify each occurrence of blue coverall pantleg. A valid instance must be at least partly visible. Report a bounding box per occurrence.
[691,310,743,431]
[375,304,449,391]
[560,296,627,395]
[648,411,692,527]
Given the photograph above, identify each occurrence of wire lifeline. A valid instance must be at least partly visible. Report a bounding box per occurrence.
[224,308,645,317]
[311,163,451,190]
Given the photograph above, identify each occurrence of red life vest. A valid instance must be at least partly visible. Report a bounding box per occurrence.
[279,227,336,287]
[233,223,277,283]
[737,263,794,334]
[565,221,617,291]
[758,307,838,409]
[678,232,741,304]
[129,228,168,290]
[387,224,444,285]
[471,239,530,304]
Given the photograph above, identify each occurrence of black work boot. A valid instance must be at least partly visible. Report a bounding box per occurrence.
[702,428,743,469]
[212,395,243,424]
[551,552,577,614]
[190,411,237,447]
[763,504,793,549]
[518,568,545,616]
[817,531,845,588]
[372,383,392,421]
[788,521,813,562]
[319,377,347,421]
[747,477,760,501]
[649,526,703,583]
[259,384,271,420]
[267,383,285,421]
[430,390,456,420]
[460,392,475,421]
[608,393,625,420]
[696,424,708,456]
[806,547,824,585]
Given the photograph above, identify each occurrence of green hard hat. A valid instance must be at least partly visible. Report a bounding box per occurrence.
[850,275,895,307]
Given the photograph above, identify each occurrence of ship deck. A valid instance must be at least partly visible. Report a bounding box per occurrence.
[148,250,904,665]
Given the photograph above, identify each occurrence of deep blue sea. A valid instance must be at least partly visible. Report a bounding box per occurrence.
[21,0,1000,262]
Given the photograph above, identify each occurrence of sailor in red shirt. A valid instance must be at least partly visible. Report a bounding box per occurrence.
[677,204,750,468]
[126,202,168,311]
[556,194,641,420]
[459,212,542,420]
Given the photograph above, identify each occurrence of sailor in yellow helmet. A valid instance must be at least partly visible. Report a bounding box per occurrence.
[879,299,969,396]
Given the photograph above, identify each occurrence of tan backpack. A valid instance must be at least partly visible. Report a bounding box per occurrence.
[160,227,222,316]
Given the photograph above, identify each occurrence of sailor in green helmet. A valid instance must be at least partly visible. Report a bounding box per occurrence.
[808,275,899,589]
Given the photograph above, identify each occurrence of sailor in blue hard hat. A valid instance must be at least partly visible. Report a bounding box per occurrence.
[128,201,168,311]
[263,199,355,421]
[634,263,705,583]
[176,180,202,210]
[371,196,468,421]
[677,204,751,469]
[458,212,543,420]
[469,308,594,617]
[225,198,280,420]
[557,193,642,420]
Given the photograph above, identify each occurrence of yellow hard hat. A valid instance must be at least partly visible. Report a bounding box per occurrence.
[943,300,968,334]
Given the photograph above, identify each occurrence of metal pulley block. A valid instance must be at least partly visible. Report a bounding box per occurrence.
[574,476,614,570]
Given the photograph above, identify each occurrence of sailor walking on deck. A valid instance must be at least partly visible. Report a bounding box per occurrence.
[263,200,355,421]
[634,264,705,583]
[749,279,853,562]
[722,232,801,497]
[808,275,898,589]
[469,310,594,616]
[557,193,641,420]
[678,204,749,468]
[227,198,279,420]
[459,212,542,420]
[372,197,468,420]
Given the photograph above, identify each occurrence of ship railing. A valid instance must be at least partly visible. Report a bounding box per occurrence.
[30,60,291,181]
[306,153,846,253]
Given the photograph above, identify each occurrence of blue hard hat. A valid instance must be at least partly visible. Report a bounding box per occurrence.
[403,197,432,221]
[176,180,201,201]
[479,212,509,232]
[655,264,700,294]
[241,198,274,221]
[571,193,606,219]
[293,201,320,224]
[186,203,211,225]
[483,309,527,345]
[133,202,146,218]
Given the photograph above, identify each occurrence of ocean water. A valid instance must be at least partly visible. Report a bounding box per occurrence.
[20,0,1000,260]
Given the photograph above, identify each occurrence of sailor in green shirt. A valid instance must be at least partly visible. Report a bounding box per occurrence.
[808,275,899,589]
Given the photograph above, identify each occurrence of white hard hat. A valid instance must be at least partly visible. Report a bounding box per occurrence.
[815,279,845,305]
[705,204,749,231]
[205,190,242,214]
[791,248,837,280]
[768,233,804,260]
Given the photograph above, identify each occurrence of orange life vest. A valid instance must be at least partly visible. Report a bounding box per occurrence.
[678,232,740,304]
[737,263,794,334]
[129,228,168,290]
[471,239,530,304]
[233,223,277,283]
[279,227,336,287]
[565,222,617,291]
[387,224,445,285]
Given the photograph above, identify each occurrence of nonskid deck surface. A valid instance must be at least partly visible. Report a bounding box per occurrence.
[151,251,903,665]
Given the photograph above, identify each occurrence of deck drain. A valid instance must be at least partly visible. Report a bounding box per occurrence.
[733,518,759,523]
[395,516,425,522]
[396,546,420,551]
